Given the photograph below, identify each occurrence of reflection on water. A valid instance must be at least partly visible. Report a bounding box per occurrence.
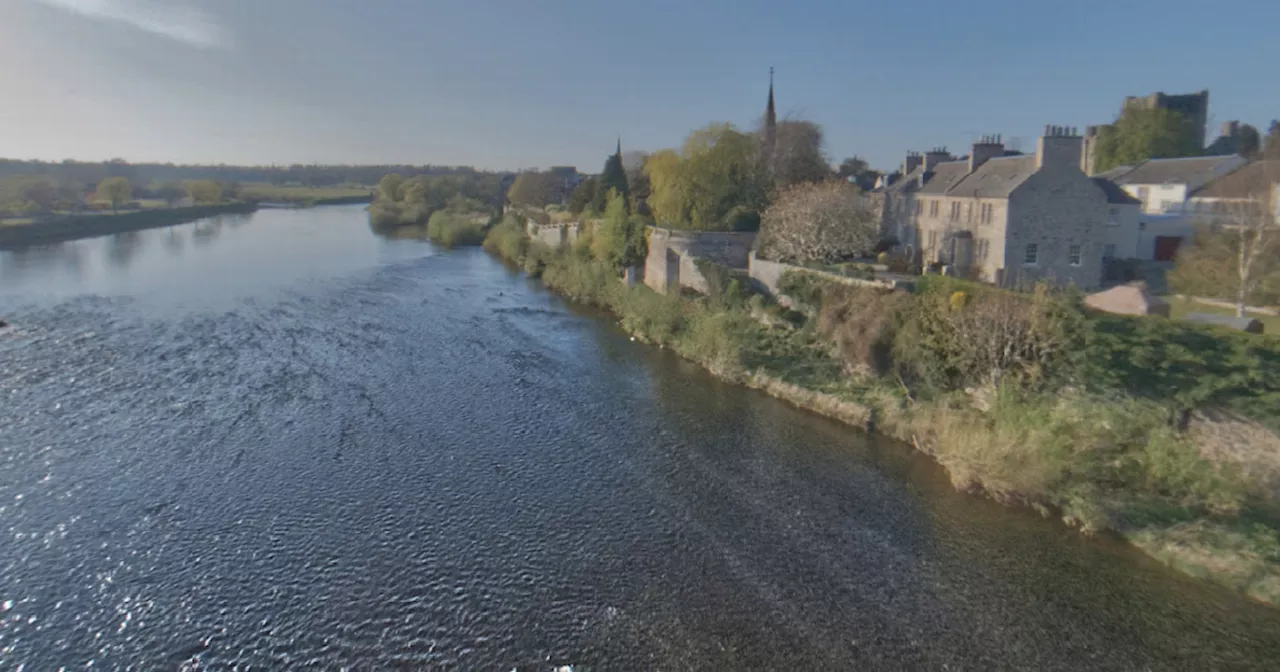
[0,205,434,308]
[1,206,1278,669]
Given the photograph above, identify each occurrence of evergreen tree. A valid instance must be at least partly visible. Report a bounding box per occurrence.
[591,140,630,214]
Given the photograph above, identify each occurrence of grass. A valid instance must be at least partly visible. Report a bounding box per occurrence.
[1165,295,1280,334]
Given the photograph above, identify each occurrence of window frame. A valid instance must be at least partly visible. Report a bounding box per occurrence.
[1023,243,1038,266]
[1068,244,1082,267]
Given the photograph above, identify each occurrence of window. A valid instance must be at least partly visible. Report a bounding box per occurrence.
[915,200,922,216]
[1023,243,1038,265]
[1137,186,1149,205]
[929,200,939,217]
[1107,207,1119,227]
[976,238,989,260]
[927,230,938,250]
[1068,244,1082,266]
[980,203,993,224]
[949,201,961,219]
[1103,244,1116,259]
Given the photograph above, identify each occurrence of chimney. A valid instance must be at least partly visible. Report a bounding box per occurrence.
[902,151,923,175]
[968,134,1004,173]
[1036,125,1084,172]
[923,147,951,172]
[1221,120,1239,138]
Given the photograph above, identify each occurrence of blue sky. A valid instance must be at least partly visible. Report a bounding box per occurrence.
[2,0,1277,172]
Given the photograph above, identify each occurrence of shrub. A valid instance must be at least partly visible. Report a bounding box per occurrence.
[426,210,486,248]
[482,215,528,263]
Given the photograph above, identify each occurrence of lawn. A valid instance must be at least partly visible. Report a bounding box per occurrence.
[1166,296,1280,334]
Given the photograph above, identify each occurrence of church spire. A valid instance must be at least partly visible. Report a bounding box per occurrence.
[761,67,777,167]
[616,135,622,158]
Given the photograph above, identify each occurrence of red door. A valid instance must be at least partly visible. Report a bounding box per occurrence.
[1153,236,1182,262]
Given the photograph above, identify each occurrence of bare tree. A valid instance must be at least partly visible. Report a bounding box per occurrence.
[1212,162,1280,317]
[755,181,880,264]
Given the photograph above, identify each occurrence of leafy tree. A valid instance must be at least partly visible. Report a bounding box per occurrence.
[836,157,869,179]
[185,180,223,204]
[1236,124,1262,158]
[591,189,648,270]
[1093,107,1201,173]
[591,147,630,213]
[506,171,557,209]
[97,177,132,211]
[772,120,831,189]
[156,181,187,206]
[378,173,405,202]
[754,181,879,264]
[19,178,57,212]
[220,180,242,201]
[644,123,768,231]
[567,177,597,214]
[622,150,650,213]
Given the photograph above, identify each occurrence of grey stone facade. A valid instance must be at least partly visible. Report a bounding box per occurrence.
[644,227,756,294]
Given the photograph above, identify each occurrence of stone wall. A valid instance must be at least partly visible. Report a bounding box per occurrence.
[528,222,582,248]
[748,252,904,306]
[644,227,757,294]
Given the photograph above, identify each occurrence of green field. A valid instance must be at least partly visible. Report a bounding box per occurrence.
[1166,296,1280,334]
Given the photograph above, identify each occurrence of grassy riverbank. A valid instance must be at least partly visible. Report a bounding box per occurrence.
[483,215,1280,607]
[0,202,258,248]
[238,184,373,206]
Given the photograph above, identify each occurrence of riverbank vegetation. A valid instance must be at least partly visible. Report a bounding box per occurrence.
[483,206,1280,606]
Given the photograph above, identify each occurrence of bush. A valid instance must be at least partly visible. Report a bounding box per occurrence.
[426,210,486,248]
[482,215,528,263]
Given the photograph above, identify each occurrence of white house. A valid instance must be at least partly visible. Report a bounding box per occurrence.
[1100,155,1248,261]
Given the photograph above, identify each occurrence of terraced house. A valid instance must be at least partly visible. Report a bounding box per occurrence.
[880,126,1107,289]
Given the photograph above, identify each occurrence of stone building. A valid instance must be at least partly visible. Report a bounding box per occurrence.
[879,127,1108,289]
[1123,90,1211,149]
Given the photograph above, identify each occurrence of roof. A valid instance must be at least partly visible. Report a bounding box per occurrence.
[916,161,972,195]
[1091,178,1142,205]
[1190,160,1280,199]
[945,155,1037,198]
[883,165,925,193]
[1111,155,1243,186]
[1094,164,1136,180]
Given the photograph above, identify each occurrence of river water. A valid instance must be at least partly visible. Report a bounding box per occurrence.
[1,205,1278,670]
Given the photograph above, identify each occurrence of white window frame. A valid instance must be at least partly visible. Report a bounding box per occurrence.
[1023,243,1038,266]
[1068,244,1082,267]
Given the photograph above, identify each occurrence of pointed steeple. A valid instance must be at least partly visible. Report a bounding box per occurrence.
[765,67,776,129]
[761,67,777,169]
[616,135,622,158]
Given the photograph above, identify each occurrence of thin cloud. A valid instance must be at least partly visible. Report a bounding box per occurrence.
[34,0,231,49]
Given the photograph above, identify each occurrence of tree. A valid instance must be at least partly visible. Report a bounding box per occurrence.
[1093,107,1202,173]
[97,177,132,211]
[591,189,648,270]
[156,181,187,206]
[591,146,630,213]
[378,173,405,202]
[754,181,880,264]
[1169,163,1280,315]
[20,178,57,212]
[771,120,831,189]
[506,171,557,209]
[186,180,223,204]
[1207,123,1261,158]
[622,150,651,213]
[567,176,598,214]
[643,123,768,231]
[836,157,869,180]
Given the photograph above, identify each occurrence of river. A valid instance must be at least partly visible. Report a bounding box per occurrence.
[1,205,1278,670]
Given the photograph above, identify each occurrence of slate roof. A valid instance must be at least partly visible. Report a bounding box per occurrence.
[1111,155,1243,186]
[1091,178,1142,205]
[915,161,972,195]
[884,165,925,193]
[945,155,1038,198]
[1190,160,1280,199]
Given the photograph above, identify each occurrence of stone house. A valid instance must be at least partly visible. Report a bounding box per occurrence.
[880,127,1108,290]
[1186,160,1280,224]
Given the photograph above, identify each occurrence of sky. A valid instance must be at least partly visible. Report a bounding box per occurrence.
[1,0,1278,172]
